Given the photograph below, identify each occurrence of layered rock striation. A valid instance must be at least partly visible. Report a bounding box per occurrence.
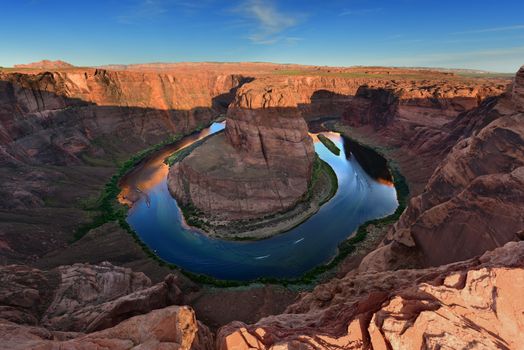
[168,80,315,220]
[359,66,524,270]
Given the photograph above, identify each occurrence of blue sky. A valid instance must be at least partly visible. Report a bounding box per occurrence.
[1,0,523,72]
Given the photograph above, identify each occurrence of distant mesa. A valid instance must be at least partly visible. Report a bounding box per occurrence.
[13,59,75,69]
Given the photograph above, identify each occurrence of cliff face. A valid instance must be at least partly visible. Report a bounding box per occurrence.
[359,66,524,270]
[168,80,315,220]
[343,86,400,130]
[0,70,246,165]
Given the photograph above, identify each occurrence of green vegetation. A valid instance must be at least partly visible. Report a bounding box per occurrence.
[317,134,341,156]
[73,132,184,241]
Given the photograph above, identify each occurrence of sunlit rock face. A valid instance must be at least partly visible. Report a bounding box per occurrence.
[0,69,246,166]
[168,80,315,220]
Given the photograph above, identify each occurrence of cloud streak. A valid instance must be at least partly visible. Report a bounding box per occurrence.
[452,24,524,34]
[117,0,168,24]
[236,0,303,44]
[339,8,382,16]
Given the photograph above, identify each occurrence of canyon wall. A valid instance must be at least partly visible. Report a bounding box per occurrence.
[0,69,246,166]
[0,69,247,264]
[359,66,524,270]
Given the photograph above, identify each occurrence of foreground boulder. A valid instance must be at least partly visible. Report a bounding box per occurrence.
[1,305,213,350]
[0,262,183,333]
[168,80,315,220]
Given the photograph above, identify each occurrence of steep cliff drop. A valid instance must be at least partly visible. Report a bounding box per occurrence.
[359,66,524,271]
[167,80,330,238]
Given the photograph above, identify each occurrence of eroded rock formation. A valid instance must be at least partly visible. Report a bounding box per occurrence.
[359,66,524,270]
[168,80,315,220]
[343,85,400,130]
[0,63,521,349]
[13,59,75,69]
[0,262,183,333]
[217,241,524,350]
[1,305,213,350]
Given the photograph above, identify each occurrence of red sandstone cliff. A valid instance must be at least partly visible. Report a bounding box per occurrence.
[0,70,246,166]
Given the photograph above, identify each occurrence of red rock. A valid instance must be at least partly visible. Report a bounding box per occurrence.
[343,85,400,130]
[13,60,75,69]
[0,305,213,350]
[217,241,524,350]
[168,80,315,220]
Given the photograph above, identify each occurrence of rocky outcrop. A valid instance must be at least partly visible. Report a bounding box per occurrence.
[0,262,183,333]
[360,66,524,270]
[343,85,400,130]
[13,60,75,69]
[0,305,213,350]
[168,80,315,220]
[217,241,524,350]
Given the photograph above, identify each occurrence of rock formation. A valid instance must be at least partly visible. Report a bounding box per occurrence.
[13,59,75,69]
[0,63,522,349]
[343,85,400,130]
[358,65,524,270]
[0,262,183,332]
[1,305,213,350]
[513,65,524,111]
[217,241,524,350]
[168,80,315,220]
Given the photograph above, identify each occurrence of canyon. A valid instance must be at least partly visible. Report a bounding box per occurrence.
[0,62,522,349]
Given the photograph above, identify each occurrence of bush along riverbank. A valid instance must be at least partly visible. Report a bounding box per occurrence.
[317,133,341,155]
[77,122,409,288]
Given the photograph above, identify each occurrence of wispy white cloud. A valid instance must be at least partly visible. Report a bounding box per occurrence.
[339,8,382,16]
[236,0,304,44]
[452,24,524,34]
[117,0,168,24]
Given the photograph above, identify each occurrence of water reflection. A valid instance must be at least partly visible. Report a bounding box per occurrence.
[120,122,398,281]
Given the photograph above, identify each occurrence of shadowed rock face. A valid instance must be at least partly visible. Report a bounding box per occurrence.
[343,86,400,130]
[168,82,315,220]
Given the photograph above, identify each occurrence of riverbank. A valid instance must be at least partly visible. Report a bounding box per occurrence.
[171,152,338,241]
[74,120,408,287]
